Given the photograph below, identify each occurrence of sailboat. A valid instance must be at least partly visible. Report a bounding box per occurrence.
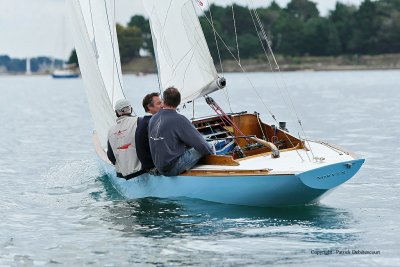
[66,0,364,207]
[51,13,80,79]
[51,62,80,78]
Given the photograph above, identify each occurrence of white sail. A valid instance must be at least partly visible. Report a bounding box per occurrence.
[143,0,224,103]
[66,0,124,148]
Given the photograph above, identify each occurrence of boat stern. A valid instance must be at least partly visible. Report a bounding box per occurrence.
[297,159,365,190]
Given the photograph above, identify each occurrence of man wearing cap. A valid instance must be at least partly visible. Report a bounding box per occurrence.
[148,87,214,176]
[107,99,145,179]
[135,92,163,175]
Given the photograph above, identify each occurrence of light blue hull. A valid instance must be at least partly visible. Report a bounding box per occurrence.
[102,159,364,207]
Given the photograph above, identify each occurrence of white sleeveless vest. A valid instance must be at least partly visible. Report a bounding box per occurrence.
[107,116,142,177]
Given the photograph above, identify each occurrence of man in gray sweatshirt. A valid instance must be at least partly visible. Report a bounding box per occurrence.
[148,87,214,176]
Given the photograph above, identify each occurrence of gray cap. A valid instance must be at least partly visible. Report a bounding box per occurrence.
[114,99,131,111]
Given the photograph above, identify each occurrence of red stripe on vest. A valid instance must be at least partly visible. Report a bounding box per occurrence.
[117,144,131,150]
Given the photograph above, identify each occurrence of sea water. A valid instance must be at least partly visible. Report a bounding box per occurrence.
[0,70,399,266]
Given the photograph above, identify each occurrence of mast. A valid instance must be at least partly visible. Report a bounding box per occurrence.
[25,57,31,75]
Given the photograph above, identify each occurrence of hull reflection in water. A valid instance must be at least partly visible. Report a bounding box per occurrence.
[97,189,357,242]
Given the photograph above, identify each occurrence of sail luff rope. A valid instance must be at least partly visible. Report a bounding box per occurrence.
[111,0,116,106]
[88,0,114,111]
[147,12,162,95]
[88,0,96,49]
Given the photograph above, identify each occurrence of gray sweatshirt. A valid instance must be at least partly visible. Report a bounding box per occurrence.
[148,109,213,172]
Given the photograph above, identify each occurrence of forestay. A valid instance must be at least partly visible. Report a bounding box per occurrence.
[143,0,224,103]
[66,0,124,148]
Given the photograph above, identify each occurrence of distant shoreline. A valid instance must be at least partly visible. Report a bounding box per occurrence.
[121,53,400,74]
[2,53,399,75]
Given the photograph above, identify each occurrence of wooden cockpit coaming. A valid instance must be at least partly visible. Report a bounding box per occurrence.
[192,112,304,163]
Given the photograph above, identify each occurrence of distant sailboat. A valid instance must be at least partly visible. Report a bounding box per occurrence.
[51,63,80,78]
[51,13,80,79]
[67,0,364,207]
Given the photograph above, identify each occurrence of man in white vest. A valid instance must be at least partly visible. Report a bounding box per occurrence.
[107,99,145,180]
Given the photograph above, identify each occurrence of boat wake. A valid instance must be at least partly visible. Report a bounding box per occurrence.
[40,159,117,205]
[43,160,101,190]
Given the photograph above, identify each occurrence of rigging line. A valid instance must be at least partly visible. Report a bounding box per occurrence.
[192,100,195,120]
[249,0,279,68]
[201,13,275,118]
[102,1,127,97]
[205,14,277,121]
[204,1,233,113]
[256,112,268,141]
[250,3,315,159]
[231,5,241,66]
[299,133,312,161]
[206,96,252,146]
[240,66,303,159]
[205,0,223,76]
[248,7,300,138]
[246,1,312,160]
[223,82,233,113]
[153,41,163,95]
[250,3,300,113]
[201,13,304,160]
[248,8,273,70]
[253,23,310,162]
[248,5,295,125]
[247,5,294,125]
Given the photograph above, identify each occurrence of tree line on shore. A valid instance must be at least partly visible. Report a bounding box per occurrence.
[1,0,399,73]
[113,0,400,64]
[0,55,64,73]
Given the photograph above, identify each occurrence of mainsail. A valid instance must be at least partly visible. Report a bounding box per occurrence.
[66,0,124,148]
[143,0,224,103]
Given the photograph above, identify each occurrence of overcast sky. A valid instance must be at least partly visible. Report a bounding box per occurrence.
[0,0,363,59]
